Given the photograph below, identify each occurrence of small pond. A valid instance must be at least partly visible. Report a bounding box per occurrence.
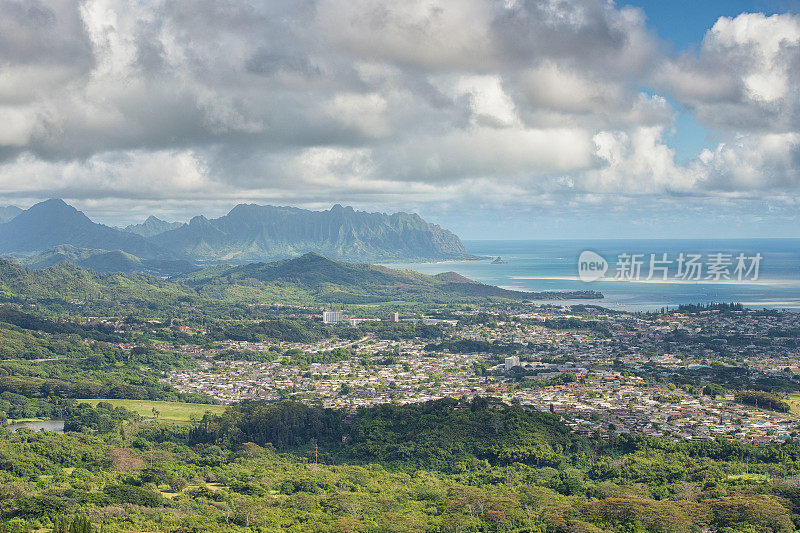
[6,419,65,433]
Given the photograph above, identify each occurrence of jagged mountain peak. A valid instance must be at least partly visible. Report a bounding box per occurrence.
[0,205,22,223]
[0,200,473,264]
[26,198,88,220]
[0,199,173,259]
[123,215,185,238]
[151,202,473,262]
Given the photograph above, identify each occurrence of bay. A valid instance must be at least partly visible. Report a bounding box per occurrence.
[382,239,800,312]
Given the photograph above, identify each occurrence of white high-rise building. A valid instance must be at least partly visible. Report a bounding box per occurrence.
[504,356,520,371]
[323,310,343,324]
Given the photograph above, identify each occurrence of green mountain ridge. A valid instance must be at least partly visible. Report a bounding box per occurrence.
[151,203,476,262]
[17,245,199,277]
[0,258,191,313]
[177,252,598,304]
[0,253,601,314]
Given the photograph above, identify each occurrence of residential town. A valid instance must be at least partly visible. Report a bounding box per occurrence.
[161,303,800,444]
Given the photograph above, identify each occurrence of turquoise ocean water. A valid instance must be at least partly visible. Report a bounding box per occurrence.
[382,239,800,312]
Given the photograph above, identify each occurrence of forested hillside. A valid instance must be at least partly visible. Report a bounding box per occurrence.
[0,255,599,317]
[0,399,798,532]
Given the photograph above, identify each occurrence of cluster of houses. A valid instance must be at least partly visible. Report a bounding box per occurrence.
[157,303,800,444]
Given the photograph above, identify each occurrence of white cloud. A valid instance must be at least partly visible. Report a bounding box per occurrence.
[0,0,797,230]
[325,93,391,138]
[313,0,496,71]
[697,133,800,191]
[522,61,622,114]
[659,12,800,130]
[646,12,800,199]
[0,106,41,146]
[588,127,696,193]
[0,149,213,198]
[710,13,800,104]
[452,75,520,127]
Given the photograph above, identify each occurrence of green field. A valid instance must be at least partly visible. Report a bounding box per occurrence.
[77,399,226,422]
[788,393,800,416]
[726,473,769,482]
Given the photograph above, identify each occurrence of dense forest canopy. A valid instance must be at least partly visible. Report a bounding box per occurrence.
[0,399,798,532]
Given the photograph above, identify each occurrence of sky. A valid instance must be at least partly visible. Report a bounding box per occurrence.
[0,0,799,239]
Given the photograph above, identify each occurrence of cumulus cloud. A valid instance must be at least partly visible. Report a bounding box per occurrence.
[0,149,214,198]
[0,0,796,230]
[650,12,800,196]
[658,12,800,132]
[697,133,800,191]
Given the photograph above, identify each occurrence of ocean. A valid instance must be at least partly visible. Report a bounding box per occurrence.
[382,239,800,312]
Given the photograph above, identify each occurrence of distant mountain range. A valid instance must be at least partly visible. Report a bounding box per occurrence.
[0,199,474,273]
[0,206,22,223]
[122,216,185,238]
[150,203,471,262]
[0,200,171,259]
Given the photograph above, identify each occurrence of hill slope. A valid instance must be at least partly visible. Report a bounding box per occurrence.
[196,397,584,472]
[18,245,198,277]
[0,253,600,314]
[0,258,196,315]
[151,203,474,262]
[179,252,600,304]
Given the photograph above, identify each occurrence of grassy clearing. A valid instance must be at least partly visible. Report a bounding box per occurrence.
[787,393,800,416]
[727,473,769,482]
[76,399,226,422]
[161,482,227,500]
